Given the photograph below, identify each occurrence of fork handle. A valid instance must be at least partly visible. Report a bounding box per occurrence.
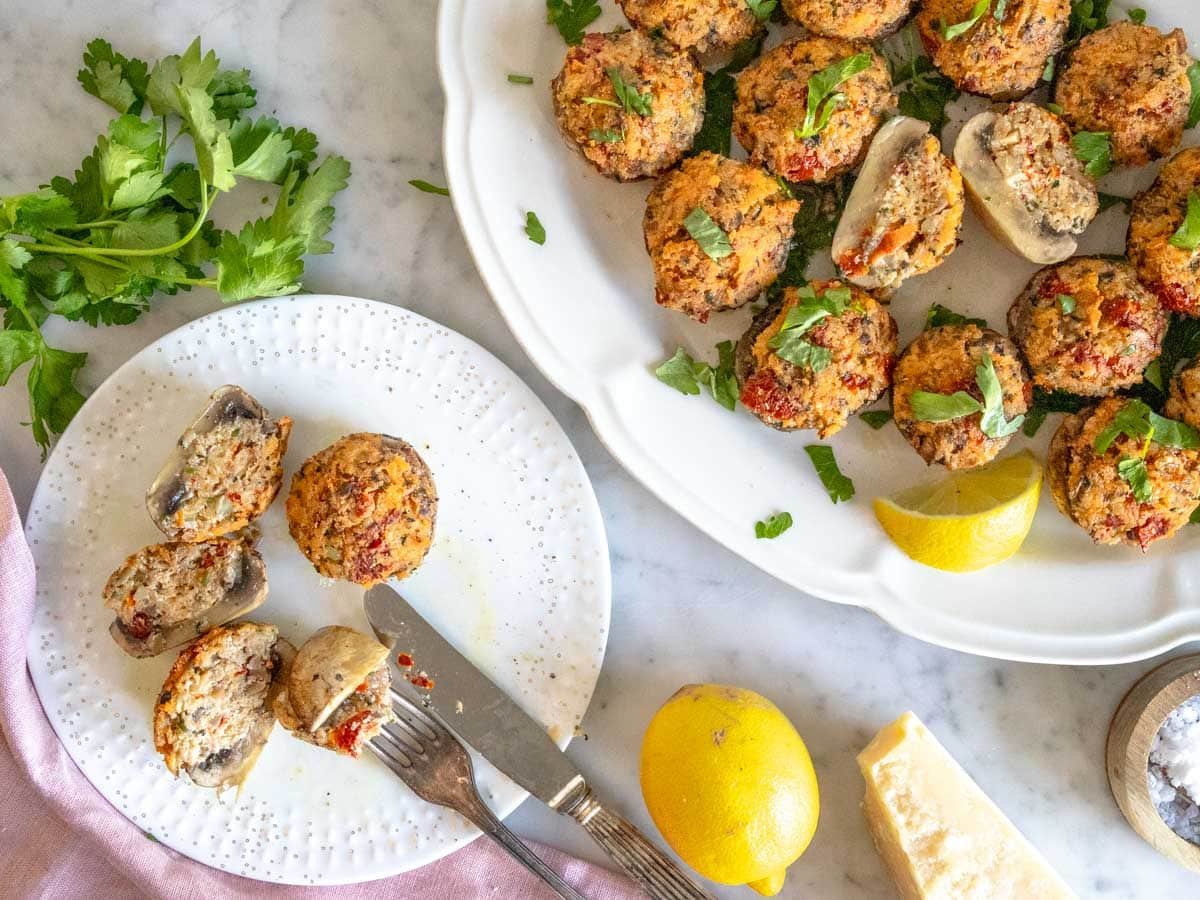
[458,794,588,900]
[564,787,714,900]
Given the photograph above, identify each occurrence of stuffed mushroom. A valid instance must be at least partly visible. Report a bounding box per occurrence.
[273,626,393,758]
[892,325,1031,470]
[736,280,898,436]
[1047,398,1200,550]
[1165,359,1200,432]
[643,152,801,322]
[782,0,916,41]
[286,433,437,586]
[954,103,1099,264]
[615,0,762,55]
[153,622,294,790]
[146,385,292,544]
[1054,22,1194,168]
[733,36,894,184]
[103,536,268,658]
[1128,148,1200,316]
[1007,257,1166,396]
[832,116,964,291]
[551,29,704,182]
[915,0,1069,100]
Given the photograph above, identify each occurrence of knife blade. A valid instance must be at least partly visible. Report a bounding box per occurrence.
[363,583,585,808]
[364,584,715,900]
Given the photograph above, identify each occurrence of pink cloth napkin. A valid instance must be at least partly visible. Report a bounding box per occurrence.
[0,469,641,899]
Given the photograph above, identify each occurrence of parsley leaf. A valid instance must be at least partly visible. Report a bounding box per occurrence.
[745,0,777,22]
[794,53,873,140]
[525,211,546,245]
[804,444,855,503]
[1126,7,1146,23]
[910,390,983,421]
[1187,61,1200,130]
[607,68,652,116]
[1143,358,1165,392]
[684,207,734,259]
[409,179,449,196]
[993,0,1009,19]
[895,57,959,136]
[213,221,305,302]
[691,37,763,157]
[1168,190,1200,251]
[546,0,602,46]
[755,511,793,539]
[1066,0,1111,43]
[771,178,853,290]
[77,38,149,114]
[938,0,990,40]
[269,156,352,255]
[1094,399,1154,453]
[1057,293,1077,315]
[975,353,1024,437]
[654,342,740,410]
[1071,131,1113,179]
[1022,407,1047,437]
[1117,456,1152,501]
[508,74,534,85]
[27,344,88,452]
[589,128,623,143]
[1148,410,1200,449]
[926,303,986,330]
[767,284,851,371]
[860,409,892,429]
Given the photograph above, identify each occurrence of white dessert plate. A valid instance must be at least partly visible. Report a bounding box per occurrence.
[24,294,611,884]
[438,0,1200,663]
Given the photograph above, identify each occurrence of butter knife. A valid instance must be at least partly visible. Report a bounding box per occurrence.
[364,584,713,900]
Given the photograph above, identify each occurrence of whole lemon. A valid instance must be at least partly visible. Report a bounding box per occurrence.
[639,684,819,896]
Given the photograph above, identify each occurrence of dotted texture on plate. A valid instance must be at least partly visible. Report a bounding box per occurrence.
[25,295,611,885]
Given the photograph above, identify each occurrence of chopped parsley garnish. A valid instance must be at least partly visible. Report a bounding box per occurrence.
[409,179,449,196]
[1143,358,1165,392]
[546,0,601,45]
[588,128,623,143]
[993,0,1009,20]
[925,303,986,330]
[1022,408,1047,437]
[895,56,959,136]
[767,284,853,372]
[1117,456,1152,501]
[1057,294,1077,315]
[1045,102,1065,115]
[1023,387,1089,436]
[771,177,853,290]
[653,341,739,410]
[910,353,1023,438]
[684,207,733,260]
[804,444,855,503]
[691,37,762,157]
[507,74,534,85]
[607,68,652,116]
[1042,56,1057,83]
[938,0,990,40]
[1066,0,1111,43]
[794,53,873,140]
[524,211,546,245]
[1098,192,1130,212]
[1187,62,1200,130]
[860,409,893,429]
[755,511,793,539]
[1126,7,1146,23]
[745,0,777,22]
[1071,131,1113,179]
[1168,190,1200,251]
[1094,399,1199,453]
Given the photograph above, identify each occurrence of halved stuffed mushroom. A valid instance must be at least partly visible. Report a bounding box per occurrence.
[146,385,292,544]
[273,626,393,758]
[643,152,801,322]
[955,103,1098,264]
[832,116,964,291]
[154,622,294,790]
[736,280,898,436]
[551,29,705,182]
[104,535,268,658]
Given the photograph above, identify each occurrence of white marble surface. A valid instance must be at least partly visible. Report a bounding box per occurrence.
[0,1,1197,896]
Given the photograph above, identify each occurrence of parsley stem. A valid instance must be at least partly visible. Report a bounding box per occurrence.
[19,181,212,259]
[63,219,123,229]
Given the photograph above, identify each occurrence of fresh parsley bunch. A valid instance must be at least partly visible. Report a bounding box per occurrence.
[0,37,351,454]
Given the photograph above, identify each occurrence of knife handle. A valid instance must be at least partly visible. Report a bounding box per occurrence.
[565,787,714,900]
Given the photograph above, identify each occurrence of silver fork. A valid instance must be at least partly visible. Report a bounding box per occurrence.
[368,690,589,900]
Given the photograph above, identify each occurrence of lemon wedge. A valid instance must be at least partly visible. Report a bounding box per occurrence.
[873,450,1042,572]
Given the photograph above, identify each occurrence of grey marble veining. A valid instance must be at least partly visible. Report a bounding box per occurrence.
[0,1,1196,896]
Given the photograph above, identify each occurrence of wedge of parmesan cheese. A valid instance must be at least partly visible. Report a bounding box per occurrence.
[857,711,1077,900]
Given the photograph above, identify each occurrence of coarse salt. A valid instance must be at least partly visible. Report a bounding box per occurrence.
[1147,694,1200,845]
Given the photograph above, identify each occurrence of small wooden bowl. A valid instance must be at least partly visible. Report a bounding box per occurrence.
[1107,653,1200,873]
